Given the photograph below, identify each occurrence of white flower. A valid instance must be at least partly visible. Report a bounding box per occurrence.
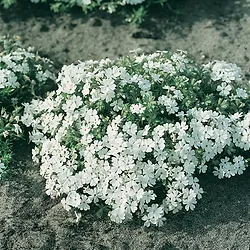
[111,99,124,111]
[142,204,165,227]
[171,52,188,72]
[213,157,243,179]
[108,206,126,224]
[130,104,146,114]
[58,74,77,94]
[236,88,248,99]
[122,121,137,136]
[65,191,82,208]
[233,155,246,175]
[104,66,121,79]
[183,189,197,211]
[231,112,242,121]
[100,78,116,102]
[84,108,100,128]
[123,0,145,5]
[78,195,91,211]
[158,96,179,114]
[208,61,242,83]
[81,0,91,5]
[198,164,208,174]
[62,95,83,114]
[217,82,232,96]
[82,81,91,95]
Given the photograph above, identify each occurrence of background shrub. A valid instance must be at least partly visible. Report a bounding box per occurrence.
[0,0,169,23]
[0,36,55,178]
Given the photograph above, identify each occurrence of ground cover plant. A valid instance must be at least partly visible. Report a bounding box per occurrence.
[0,36,55,178]
[0,0,169,23]
[21,50,250,227]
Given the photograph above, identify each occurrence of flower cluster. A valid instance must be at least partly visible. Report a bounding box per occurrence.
[0,36,55,178]
[0,36,55,107]
[22,51,250,226]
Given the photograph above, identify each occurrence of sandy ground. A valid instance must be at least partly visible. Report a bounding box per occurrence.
[0,0,250,249]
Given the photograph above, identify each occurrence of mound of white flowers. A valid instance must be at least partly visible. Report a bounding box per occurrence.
[0,36,55,177]
[22,51,250,226]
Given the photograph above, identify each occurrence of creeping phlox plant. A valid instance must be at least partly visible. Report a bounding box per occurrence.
[0,36,55,178]
[0,0,168,23]
[22,51,250,227]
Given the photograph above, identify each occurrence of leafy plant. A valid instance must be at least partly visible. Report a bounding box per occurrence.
[0,36,55,178]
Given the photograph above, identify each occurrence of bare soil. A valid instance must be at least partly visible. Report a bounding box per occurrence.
[0,0,250,249]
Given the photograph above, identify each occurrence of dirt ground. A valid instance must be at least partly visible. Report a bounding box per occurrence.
[0,0,250,249]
